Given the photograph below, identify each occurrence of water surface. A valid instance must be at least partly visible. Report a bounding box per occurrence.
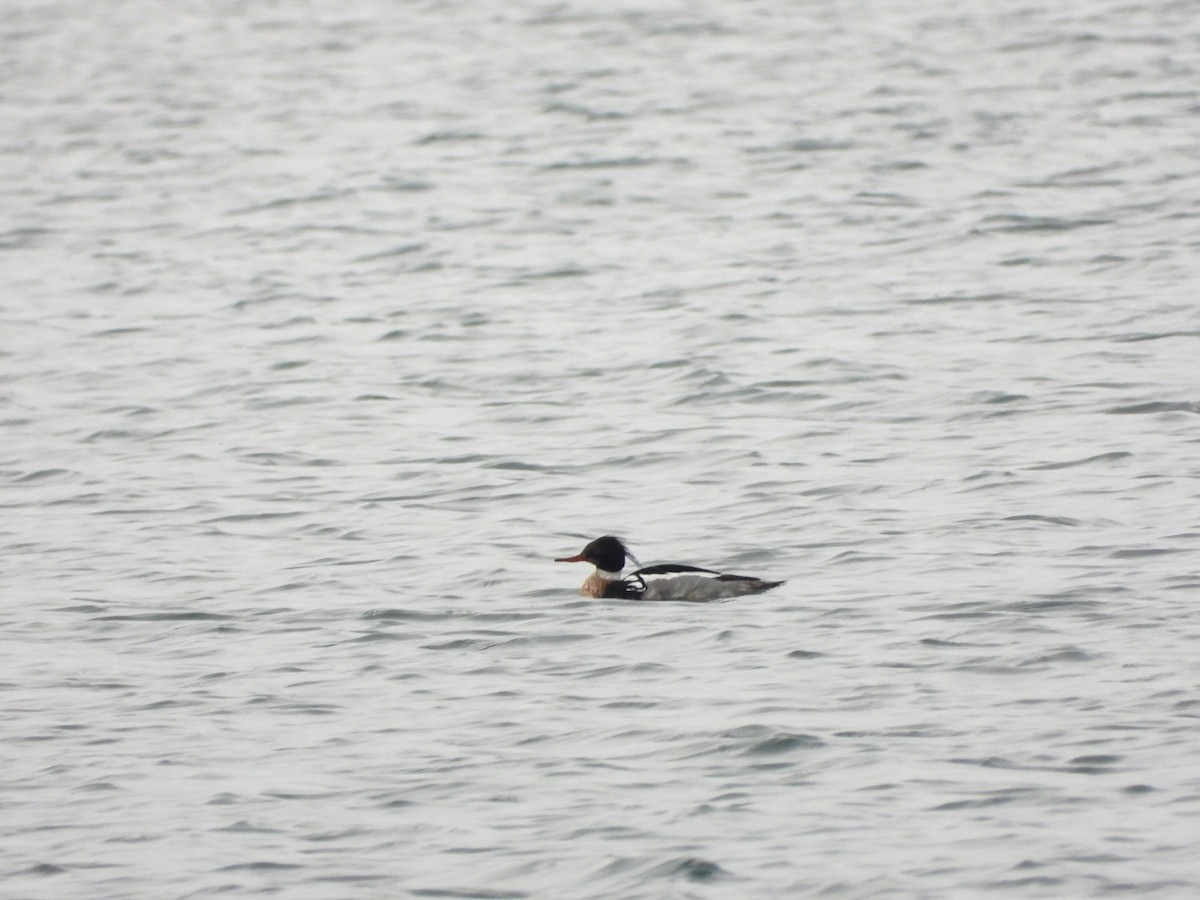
[3,0,1200,896]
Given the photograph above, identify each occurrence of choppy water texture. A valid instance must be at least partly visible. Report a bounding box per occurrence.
[4,0,1200,896]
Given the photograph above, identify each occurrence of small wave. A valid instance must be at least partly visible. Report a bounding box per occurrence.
[978,391,1030,404]
[311,873,392,884]
[918,606,998,621]
[1113,330,1200,342]
[361,608,449,622]
[413,130,484,144]
[347,632,412,643]
[542,155,685,170]
[217,861,303,872]
[422,638,498,651]
[1021,646,1095,666]
[745,733,825,755]
[542,101,627,120]
[601,700,661,709]
[906,292,1016,305]
[15,468,72,482]
[83,429,159,443]
[769,137,856,153]
[1004,514,1082,526]
[979,214,1112,232]
[1029,451,1131,470]
[647,856,730,882]
[986,876,1065,889]
[410,888,530,899]
[947,756,1019,770]
[203,512,304,523]
[228,188,354,215]
[1110,547,1187,558]
[932,789,1033,811]
[1070,754,1121,766]
[1107,401,1200,415]
[353,242,427,262]
[213,820,283,834]
[1005,596,1105,613]
[14,863,67,876]
[95,612,233,622]
[497,633,592,648]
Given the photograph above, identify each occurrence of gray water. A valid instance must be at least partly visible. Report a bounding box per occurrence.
[4,0,1200,896]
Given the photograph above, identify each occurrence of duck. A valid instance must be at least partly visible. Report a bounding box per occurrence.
[555,535,784,602]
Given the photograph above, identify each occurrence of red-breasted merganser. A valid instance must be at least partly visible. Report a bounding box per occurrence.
[555,535,784,602]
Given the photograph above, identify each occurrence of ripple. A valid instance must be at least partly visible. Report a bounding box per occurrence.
[649,856,730,882]
[744,733,826,755]
[1029,451,1132,470]
[1004,514,1082,526]
[217,861,303,872]
[410,889,530,899]
[1107,401,1200,414]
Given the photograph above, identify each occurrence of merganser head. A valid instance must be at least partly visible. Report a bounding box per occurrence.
[555,535,629,573]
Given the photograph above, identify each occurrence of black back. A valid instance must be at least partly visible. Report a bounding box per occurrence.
[631,563,719,577]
